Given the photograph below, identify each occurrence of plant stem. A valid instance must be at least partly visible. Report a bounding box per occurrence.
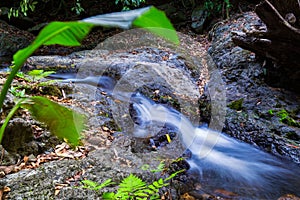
[0,98,25,143]
[0,64,23,112]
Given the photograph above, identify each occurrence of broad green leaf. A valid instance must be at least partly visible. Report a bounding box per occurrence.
[21,96,86,146]
[132,6,179,45]
[13,21,93,67]
[1,6,177,111]
[81,6,150,29]
[82,6,179,44]
[28,70,44,76]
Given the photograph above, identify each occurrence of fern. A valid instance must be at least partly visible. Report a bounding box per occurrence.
[81,179,114,191]
[115,174,147,199]
[102,170,185,200]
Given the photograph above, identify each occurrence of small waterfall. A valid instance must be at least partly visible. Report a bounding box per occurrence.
[53,74,300,199]
[129,93,300,199]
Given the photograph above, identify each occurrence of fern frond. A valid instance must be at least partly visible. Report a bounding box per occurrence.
[119,174,147,192]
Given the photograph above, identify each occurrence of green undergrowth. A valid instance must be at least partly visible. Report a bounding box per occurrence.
[228,98,243,111]
[80,160,185,200]
[268,109,300,128]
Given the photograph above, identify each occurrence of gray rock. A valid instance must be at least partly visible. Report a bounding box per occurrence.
[0,20,34,57]
[191,6,209,33]
[208,12,300,163]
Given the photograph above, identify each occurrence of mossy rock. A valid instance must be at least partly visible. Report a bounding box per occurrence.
[228,98,244,111]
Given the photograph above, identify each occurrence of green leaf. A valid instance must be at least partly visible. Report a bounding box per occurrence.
[119,174,146,193]
[0,6,177,112]
[82,180,98,188]
[152,181,160,188]
[95,179,114,190]
[164,169,185,181]
[150,161,165,173]
[158,178,164,185]
[135,192,148,197]
[132,6,179,45]
[21,96,86,146]
[82,6,178,44]
[81,7,151,29]
[28,69,44,76]
[141,164,150,170]
[102,192,115,199]
[148,185,158,193]
[142,189,155,194]
[13,21,93,68]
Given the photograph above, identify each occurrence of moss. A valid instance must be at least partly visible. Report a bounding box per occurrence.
[269,109,300,128]
[228,98,244,111]
[277,109,300,127]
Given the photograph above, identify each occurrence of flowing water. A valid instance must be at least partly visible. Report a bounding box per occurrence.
[129,93,300,199]
[53,74,300,199]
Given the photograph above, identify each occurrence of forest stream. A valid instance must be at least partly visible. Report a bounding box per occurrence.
[49,72,300,199]
[1,12,300,199]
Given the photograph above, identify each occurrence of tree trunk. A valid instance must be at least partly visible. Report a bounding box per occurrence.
[232,0,300,92]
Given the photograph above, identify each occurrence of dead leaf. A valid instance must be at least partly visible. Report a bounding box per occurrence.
[3,186,10,192]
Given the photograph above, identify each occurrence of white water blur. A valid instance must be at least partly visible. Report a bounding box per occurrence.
[52,73,300,198]
[129,93,300,199]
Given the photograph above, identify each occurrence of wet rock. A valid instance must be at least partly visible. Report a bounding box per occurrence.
[0,87,14,116]
[278,194,300,200]
[0,20,34,57]
[0,135,189,199]
[2,118,35,154]
[208,12,300,163]
[0,146,19,166]
[191,6,209,33]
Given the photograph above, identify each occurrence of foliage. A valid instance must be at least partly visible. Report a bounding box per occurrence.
[22,96,86,146]
[0,96,86,146]
[115,0,146,11]
[0,99,25,143]
[9,86,26,98]
[79,160,185,199]
[150,161,165,173]
[132,7,178,45]
[7,0,38,19]
[27,69,56,81]
[204,0,231,18]
[81,179,114,191]
[102,170,184,200]
[0,7,178,147]
[269,109,300,127]
[141,161,165,173]
[14,69,55,83]
[71,0,85,15]
[6,0,84,19]
[228,98,243,111]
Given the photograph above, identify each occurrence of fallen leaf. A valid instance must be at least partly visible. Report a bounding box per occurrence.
[3,186,10,192]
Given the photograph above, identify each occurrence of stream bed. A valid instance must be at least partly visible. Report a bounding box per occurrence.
[1,18,300,199]
[55,73,300,199]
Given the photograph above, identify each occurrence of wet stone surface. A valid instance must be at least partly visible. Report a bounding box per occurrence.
[1,16,300,199]
[208,12,300,163]
[1,34,205,198]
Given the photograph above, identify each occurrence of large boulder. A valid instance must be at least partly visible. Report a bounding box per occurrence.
[208,12,300,163]
[0,20,34,57]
